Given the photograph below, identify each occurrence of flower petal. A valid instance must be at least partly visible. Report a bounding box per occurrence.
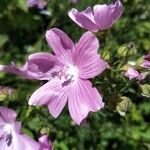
[17,133,39,150]
[45,28,74,55]
[38,134,53,150]
[0,106,17,123]
[141,61,150,69]
[28,79,62,106]
[141,54,150,69]
[94,0,122,30]
[124,68,145,80]
[68,8,99,32]
[48,86,68,118]
[112,0,123,21]
[0,131,39,150]
[68,79,104,125]
[25,52,59,80]
[0,64,33,79]
[79,54,108,79]
[75,31,108,79]
[68,9,83,28]
[29,79,68,118]
[75,31,99,57]
[0,52,58,80]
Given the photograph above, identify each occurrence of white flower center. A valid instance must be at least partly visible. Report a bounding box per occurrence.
[52,64,79,86]
[0,123,13,146]
[66,65,78,81]
[4,124,13,135]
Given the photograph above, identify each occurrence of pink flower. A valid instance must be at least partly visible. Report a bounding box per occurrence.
[68,0,122,32]
[124,68,145,81]
[0,28,108,125]
[0,106,39,150]
[27,0,47,9]
[141,54,150,69]
[38,134,53,150]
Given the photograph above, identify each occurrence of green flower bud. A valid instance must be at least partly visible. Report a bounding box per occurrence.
[129,46,137,55]
[117,45,128,57]
[117,43,137,57]
[40,127,50,135]
[139,84,150,98]
[0,86,14,101]
[101,50,111,60]
[121,64,132,71]
[116,96,132,116]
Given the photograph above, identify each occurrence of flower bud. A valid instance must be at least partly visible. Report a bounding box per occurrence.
[40,127,50,135]
[117,43,137,57]
[116,96,132,116]
[136,57,144,66]
[121,64,131,71]
[117,45,128,57]
[101,50,111,60]
[139,84,150,98]
[0,86,14,101]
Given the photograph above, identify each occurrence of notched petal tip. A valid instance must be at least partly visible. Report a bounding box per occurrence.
[113,0,123,19]
[45,28,74,55]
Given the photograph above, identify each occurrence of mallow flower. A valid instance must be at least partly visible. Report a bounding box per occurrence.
[141,54,150,70]
[0,28,108,125]
[0,106,39,150]
[27,0,47,9]
[68,0,122,32]
[38,134,53,150]
[124,67,145,81]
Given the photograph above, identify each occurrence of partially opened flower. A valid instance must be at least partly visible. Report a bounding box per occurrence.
[68,0,122,32]
[27,0,47,9]
[141,54,150,69]
[0,106,39,150]
[0,28,108,125]
[38,134,53,150]
[124,68,145,81]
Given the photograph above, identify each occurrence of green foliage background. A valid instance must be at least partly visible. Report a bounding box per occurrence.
[0,0,150,149]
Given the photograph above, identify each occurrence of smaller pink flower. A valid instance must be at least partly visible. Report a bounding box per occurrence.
[141,54,150,70]
[27,0,47,9]
[38,134,53,150]
[0,106,39,150]
[68,0,122,32]
[124,68,145,81]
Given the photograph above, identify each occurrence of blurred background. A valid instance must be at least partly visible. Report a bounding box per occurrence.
[0,0,150,149]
